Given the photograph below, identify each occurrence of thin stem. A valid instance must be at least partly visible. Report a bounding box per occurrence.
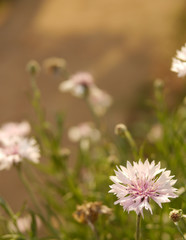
[16,166,61,239]
[87,219,99,240]
[174,222,186,240]
[136,214,141,240]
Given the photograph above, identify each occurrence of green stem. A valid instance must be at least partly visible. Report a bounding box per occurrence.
[136,214,141,240]
[87,219,99,240]
[174,222,186,240]
[16,166,61,239]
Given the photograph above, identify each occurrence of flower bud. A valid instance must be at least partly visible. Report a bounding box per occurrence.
[60,148,71,160]
[169,209,183,222]
[43,57,66,75]
[26,60,40,76]
[114,124,127,137]
[154,78,164,90]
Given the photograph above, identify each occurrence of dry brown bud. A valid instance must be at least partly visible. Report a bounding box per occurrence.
[73,201,112,224]
[43,57,66,75]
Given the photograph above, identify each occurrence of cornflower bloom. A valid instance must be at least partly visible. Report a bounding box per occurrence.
[171,43,186,77]
[147,123,163,143]
[59,72,94,98]
[68,122,100,150]
[88,86,112,116]
[8,214,41,233]
[0,136,40,170]
[0,121,31,139]
[68,122,100,143]
[109,160,177,217]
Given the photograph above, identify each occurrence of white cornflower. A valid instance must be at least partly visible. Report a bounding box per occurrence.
[171,43,186,77]
[88,87,112,116]
[0,137,40,170]
[0,121,31,139]
[59,72,94,97]
[68,122,100,143]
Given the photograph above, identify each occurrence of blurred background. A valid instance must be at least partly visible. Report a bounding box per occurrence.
[0,0,185,210]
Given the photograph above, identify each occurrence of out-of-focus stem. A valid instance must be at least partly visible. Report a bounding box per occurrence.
[174,222,186,240]
[136,214,141,240]
[16,166,61,239]
[87,219,99,240]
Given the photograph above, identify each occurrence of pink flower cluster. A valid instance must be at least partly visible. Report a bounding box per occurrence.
[0,121,40,170]
[109,160,177,217]
[59,72,112,116]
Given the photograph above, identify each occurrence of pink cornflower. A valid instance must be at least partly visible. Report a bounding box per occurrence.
[0,121,31,139]
[0,136,40,170]
[59,72,94,97]
[109,160,177,217]
[68,122,100,143]
[171,43,186,77]
[88,87,112,116]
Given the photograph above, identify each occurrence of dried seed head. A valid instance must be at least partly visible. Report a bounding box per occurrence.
[43,57,66,75]
[73,202,112,224]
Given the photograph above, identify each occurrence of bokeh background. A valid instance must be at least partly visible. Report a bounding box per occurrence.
[0,0,185,210]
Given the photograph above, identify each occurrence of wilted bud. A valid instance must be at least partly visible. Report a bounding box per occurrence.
[154,78,164,90]
[26,60,41,76]
[73,202,112,224]
[43,57,66,75]
[114,123,127,137]
[169,209,183,222]
[60,148,71,160]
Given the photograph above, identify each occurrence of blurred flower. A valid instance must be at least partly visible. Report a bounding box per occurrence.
[59,72,94,98]
[73,201,112,224]
[169,209,183,222]
[43,57,66,75]
[147,124,163,143]
[0,121,31,139]
[68,122,100,143]
[8,214,41,233]
[0,137,40,170]
[171,43,186,77]
[109,159,177,217]
[26,60,41,76]
[88,86,112,116]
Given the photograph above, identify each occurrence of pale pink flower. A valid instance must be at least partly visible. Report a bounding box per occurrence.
[0,121,31,139]
[171,43,186,77]
[8,214,41,233]
[147,124,163,143]
[109,160,177,217]
[68,122,100,143]
[0,136,40,170]
[88,87,112,116]
[59,72,94,97]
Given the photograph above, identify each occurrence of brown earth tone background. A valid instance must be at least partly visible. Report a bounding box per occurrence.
[0,0,185,210]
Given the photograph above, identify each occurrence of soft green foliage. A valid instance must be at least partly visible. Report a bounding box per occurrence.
[0,63,185,240]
